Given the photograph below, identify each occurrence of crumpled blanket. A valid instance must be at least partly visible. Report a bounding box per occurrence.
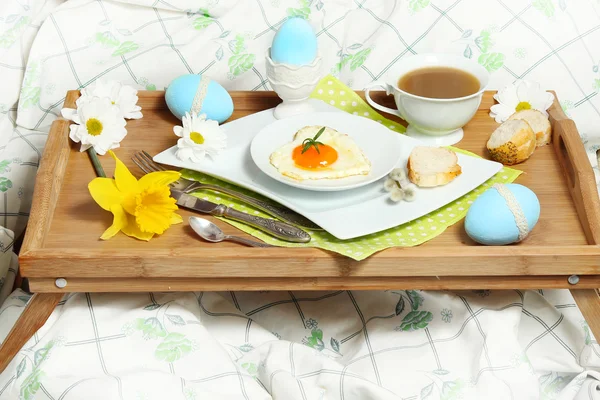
[1,0,600,399]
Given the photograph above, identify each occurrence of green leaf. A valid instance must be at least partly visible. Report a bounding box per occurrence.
[593,79,600,91]
[331,54,353,74]
[420,383,434,399]
[312,328,323,341]
[19,87,40,109]
[399,311,433,331]
[395,297,405,316]
[348,43,362,50]
[239,343,254,352]
[461,29,473,39]
[350,48,371,71]
[0,177,13,192]
[228,35,246,55]
[219,31,231,38]
[228,53,255,77]
[144,303,161,310]
[155,333,193,362]
[146,83,156,91]
[34,348,49,366]
[0,160,11,173]
[193,16,213,30]
[433,369,450,375]
[16,358,26,378]
[166,314,186,326]
[287,7,310,19]
[134,317,167,340]
[242,362,258,375]
[117,29,132,36]
[330,337,340,352]
[441,380,464,400]
[95,31,119,48]
[533,0,555,17]
[20,369,44,400]
[474,30,493,53]
[478,52,505,72]
[408,0,430,12]
[112,41,139,57]
[406,290,424,311]
[593,65,598,73]
[463,44,472,59]
[216,46,223,60]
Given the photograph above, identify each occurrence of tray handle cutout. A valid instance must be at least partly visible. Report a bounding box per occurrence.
[549,103,600,245]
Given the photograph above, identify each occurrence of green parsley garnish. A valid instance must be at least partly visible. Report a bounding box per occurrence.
[301,126,326,154]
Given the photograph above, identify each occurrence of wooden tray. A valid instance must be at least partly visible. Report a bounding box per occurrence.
[18,90,600,292]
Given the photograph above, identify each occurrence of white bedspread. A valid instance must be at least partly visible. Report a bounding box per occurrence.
[1,0,600,399]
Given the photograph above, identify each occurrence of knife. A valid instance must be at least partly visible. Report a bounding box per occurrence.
[171,188,311,243]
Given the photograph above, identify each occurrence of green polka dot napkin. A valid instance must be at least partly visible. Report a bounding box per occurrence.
[182,75,521,261]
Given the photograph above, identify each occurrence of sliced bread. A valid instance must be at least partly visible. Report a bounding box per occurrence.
[487,119,536,165]
[507,109,551,147]
[407,146,462,187]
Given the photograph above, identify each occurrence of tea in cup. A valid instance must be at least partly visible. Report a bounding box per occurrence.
[365,53,490,146]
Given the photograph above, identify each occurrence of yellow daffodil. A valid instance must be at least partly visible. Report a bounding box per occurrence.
[88,151,182,241]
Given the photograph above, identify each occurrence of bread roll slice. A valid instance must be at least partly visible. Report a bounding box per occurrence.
[407,146,462,187]
[487,119,536,165]
[507,109,551,147]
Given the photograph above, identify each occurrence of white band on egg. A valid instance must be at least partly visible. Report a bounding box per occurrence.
[191,75,210,116]
[493,183,529,241]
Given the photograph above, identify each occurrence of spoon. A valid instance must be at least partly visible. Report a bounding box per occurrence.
[189,216,274,248]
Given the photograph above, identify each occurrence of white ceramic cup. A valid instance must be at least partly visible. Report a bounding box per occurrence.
[365,53,490,146]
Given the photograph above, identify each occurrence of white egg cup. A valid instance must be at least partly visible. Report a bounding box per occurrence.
[265,48,323,120]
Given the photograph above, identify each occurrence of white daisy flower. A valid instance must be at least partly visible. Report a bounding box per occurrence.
[490,80,555,123]
[80,79,143,119]
[173,112,227,163]
[61,97,127,155]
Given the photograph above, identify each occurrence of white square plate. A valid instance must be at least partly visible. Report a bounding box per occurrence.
[154,99,503,240]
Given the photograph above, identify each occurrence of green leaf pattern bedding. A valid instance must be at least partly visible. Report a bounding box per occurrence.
[1,0,600,398]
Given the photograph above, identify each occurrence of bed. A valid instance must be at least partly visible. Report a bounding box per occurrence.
[1,0,600,398]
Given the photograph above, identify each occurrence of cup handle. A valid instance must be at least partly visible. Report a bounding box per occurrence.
[364,83,402,118]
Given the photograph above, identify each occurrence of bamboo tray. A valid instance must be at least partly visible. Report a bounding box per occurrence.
[18,90,600,292]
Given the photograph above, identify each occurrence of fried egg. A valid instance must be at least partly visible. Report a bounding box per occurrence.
[269,125,371,180]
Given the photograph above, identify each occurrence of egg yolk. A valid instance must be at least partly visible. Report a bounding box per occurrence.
[292,144,338,169]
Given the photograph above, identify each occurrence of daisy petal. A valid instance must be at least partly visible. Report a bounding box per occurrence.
[61,108,79,122]
[100,204,127,240]
[173,126,184,137]
[490,104,514,123]
[109,150,138,193]
[88,177,124,211]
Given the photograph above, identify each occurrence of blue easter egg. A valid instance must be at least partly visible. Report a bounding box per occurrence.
[465,183,540,245]
[271,17,318,66]
[165,74,233,124]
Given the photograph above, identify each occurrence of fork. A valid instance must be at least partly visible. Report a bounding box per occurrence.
[131,151,322,230]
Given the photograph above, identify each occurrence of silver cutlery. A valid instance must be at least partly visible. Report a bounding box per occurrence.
[189,216,274,247]
[131,150,322,231]
[169,186,311,243]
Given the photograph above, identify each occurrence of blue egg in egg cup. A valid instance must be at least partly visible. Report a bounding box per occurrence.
[266,17,323,119]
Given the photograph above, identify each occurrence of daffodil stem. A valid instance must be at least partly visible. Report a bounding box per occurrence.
[87,148,106,177]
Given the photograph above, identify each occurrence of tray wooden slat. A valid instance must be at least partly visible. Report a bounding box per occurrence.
[19,90,600,287]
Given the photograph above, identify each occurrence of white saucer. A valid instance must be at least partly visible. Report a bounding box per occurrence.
[250,112,403,192]
[405,125,464,147]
